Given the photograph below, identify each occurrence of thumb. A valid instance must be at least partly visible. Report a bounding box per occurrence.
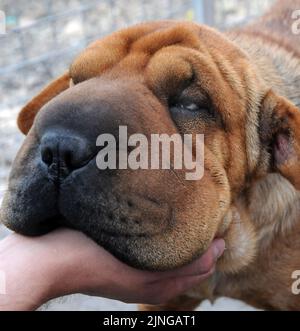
[142,268,215,305]
[152,239,225,280]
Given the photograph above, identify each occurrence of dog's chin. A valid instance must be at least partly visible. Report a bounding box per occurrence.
[99,224,227,271]
[76,225,203,271]
[96,232,159,270]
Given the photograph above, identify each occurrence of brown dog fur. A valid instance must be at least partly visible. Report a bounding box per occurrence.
[143,1,300,311]
[10,1,300,310]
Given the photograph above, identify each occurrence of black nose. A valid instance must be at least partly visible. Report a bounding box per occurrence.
[41,132,94,181]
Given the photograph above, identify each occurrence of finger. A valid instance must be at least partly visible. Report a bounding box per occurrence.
[141,267,215,305]
[150,239,225,281]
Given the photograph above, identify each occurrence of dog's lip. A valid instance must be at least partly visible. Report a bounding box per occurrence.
[47,213,154,239]
[43,214,68,229]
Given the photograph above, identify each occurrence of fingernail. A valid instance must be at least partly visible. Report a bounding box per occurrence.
[213,239,225,260]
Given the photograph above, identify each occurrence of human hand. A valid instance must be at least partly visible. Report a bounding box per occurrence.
[0,228,224,310]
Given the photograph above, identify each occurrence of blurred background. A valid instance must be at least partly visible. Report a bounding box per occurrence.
[0,0,275,310]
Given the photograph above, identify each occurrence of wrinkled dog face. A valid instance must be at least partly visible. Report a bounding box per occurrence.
[2,21,300,271]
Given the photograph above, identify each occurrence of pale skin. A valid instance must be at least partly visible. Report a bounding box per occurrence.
[0,228,225,310]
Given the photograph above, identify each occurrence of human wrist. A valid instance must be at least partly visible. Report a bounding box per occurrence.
[0,233,68,310]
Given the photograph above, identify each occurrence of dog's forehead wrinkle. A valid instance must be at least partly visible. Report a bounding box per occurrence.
[131,24,199,55]
[70,22,218,84]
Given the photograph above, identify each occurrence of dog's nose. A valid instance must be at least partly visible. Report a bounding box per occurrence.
[40,132,94,180]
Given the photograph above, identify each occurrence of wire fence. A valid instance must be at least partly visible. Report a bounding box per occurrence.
[0,0,276,109]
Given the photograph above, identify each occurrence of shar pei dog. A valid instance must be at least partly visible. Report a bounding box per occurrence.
[1,0,300,310]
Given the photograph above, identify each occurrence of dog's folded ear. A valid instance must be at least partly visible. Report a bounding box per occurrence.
[260,90,300,189]
[17,72,71,135]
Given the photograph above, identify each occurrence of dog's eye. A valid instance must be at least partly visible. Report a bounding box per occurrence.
[169,94,220,127]
[174,102,200,112]
[170,101,210,115]
[169,97,217,125]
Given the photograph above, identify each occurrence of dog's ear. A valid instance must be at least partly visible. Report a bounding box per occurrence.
[17,72,71,135]
[260,90,300,189]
